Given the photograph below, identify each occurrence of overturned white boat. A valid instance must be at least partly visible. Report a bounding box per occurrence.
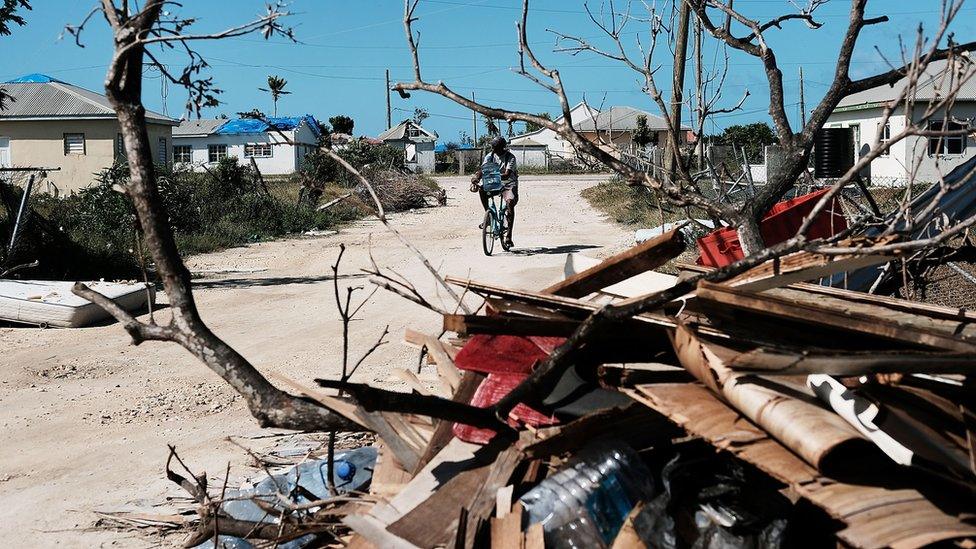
[0,280,154,328]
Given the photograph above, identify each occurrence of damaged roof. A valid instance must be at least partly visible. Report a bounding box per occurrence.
[377,120,438,142]
[0,74,177,125]
[173,115,322,138]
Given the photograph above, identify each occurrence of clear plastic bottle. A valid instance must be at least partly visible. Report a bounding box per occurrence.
[521,440,655,548]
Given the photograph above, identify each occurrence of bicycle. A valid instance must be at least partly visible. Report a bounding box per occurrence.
[480,163,512,256]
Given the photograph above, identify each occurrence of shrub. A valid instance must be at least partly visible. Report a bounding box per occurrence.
[4,159,344,280]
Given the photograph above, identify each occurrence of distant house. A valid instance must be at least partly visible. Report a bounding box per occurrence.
[172,115,321,175]
[0,73,177,194]
[508,138,548,169]
[572,106,694,152]
[510,101,598,162]
[377,120,438,174]
[826,59,976,185]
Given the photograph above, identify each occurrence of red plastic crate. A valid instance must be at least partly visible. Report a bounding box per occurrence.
[697,188,847,267]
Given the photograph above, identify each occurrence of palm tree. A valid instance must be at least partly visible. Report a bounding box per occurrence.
[258,75,291,116]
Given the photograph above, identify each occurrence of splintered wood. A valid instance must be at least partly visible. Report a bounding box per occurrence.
[332,229,976,548]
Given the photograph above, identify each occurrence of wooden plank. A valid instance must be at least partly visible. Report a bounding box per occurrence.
[387,446,520,548]
[495,485,514,519]
[722,238,896,291]
[370,442,413,501]
[447,277,677,330]
[370,438,486,526]
[679,261,976,324]
[391,368,436,396]
[696,280,976,352]
[560,252,679,298]
[444,313,580,337]
[542,229,684,298]
[412,371,486,475]
[343,515,420,549]
[524,523,545,549]
[425,335,462,393]
[490,502,524,549]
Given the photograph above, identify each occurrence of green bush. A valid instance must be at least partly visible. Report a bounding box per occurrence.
[4,158,342,280]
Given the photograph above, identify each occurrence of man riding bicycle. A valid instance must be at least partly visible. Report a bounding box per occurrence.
[470,136,518,249]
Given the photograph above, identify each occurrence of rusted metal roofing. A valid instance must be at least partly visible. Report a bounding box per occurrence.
[627,382,976,549]
[0,75,175,125]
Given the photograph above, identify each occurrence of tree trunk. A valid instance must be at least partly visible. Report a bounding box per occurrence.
[102,36,358,432]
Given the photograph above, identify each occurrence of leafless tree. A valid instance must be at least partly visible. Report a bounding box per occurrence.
[66,0,976,443]
[68,1,361,432]
[394,0,976,255]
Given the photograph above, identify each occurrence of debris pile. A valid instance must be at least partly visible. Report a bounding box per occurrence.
[149,222,976,548]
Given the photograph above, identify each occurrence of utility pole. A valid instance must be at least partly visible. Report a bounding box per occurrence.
[385,69,392,130]
[666,0,691,182]
[694,16,703,169]
[799,66,807,127]
[472,92,478,145]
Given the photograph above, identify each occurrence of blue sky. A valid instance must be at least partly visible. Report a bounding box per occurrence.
[1,1,972,141]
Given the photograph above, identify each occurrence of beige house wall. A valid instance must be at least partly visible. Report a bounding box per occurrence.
[0,118,173,194]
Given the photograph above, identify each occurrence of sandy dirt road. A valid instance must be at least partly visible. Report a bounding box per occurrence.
[0,174,631,546]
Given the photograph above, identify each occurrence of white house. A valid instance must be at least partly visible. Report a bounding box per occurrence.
[377,120,437,173]
[825,58,976,185]
[172,115,321,175]
[508,138,549,168]
[509,101,598,162]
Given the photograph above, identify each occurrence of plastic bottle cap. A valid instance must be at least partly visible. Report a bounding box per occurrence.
[335,461,355,481]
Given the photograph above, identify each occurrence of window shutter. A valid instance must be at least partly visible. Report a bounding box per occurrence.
[64,133,85,155]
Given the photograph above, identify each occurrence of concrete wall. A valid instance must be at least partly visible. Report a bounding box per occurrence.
[173,123,318,175]
[826,104,976,185]
[0,118,172,194]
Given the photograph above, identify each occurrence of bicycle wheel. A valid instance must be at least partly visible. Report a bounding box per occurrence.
[481,210,495,256]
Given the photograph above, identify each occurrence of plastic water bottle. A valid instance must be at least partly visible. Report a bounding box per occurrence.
[521,441,655,548]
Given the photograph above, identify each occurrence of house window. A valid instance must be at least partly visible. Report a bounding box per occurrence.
[407,127,422,138]
[173,145,192,163]
[64,133,85,155]
[928,120,968,155]
[879,123,890,156]
[116,133,125,160]
[208,144,228,163]
[157,137,168,164]
[244,143,273,158]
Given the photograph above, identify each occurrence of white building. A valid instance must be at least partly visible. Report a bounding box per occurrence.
[172,115,321,175]
[509,101,598,162]
[377,120,437,174]
[825,59,976,185]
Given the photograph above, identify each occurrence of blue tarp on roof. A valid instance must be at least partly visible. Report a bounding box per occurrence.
[215,114,321,137]
[6,73,63,84]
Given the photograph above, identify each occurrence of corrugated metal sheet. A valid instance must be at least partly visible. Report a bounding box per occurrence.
[627,382,976,548]
[0,78,174,124]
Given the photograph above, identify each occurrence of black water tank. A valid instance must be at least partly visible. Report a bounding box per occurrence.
[814,127,854,178]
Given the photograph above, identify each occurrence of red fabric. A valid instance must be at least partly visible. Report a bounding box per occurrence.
[697,188,848,267]
[454,335,565,375]
[453,372,558,444]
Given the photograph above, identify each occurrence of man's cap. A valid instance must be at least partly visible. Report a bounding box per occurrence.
[490,136,507,148]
